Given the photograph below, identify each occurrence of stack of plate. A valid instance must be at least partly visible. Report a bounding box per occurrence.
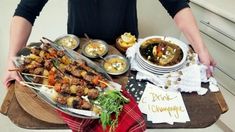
[135,36,189,75]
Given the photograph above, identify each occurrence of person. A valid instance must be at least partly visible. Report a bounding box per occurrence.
[3,0,216,87]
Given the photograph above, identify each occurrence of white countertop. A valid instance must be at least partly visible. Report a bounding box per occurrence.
[191,0,235,23]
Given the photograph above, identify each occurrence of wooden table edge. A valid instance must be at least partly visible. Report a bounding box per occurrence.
[214,91,229,113]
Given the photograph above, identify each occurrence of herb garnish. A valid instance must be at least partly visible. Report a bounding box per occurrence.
[95,90,129,131]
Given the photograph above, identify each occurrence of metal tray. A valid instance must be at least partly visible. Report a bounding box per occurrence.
[14,42,112,119]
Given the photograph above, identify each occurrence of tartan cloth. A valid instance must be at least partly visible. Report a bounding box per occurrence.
[57,88,146,132]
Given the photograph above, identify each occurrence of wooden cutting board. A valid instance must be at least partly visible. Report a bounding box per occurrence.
[14,82,65,124]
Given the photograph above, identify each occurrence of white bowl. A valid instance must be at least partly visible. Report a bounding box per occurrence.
[137,36,189,70]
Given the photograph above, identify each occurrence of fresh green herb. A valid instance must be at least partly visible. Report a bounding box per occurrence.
[95,90,129,131]
[51,59,65,76]
[51,58,60,67]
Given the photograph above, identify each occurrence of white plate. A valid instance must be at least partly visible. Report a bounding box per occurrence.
[136,57,182,75]
[136,54,184,71]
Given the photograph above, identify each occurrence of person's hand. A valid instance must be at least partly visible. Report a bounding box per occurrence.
[197,47,216,77]
[2,61,21,88]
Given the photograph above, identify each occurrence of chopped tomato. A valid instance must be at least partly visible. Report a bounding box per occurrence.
[157,51,163,57]
[49,70,55,74]
[157,45,162,53]
[92,76,100,85]
[48,70,56,85]
[46,53,52,59]
[50,49,57,57]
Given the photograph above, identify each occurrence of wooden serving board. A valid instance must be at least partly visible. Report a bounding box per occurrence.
[14,82,65,124]
[1,83,68,129]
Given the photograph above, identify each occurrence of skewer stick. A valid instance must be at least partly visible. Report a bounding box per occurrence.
[98,80,115,89]
[40,39,47,45]
[19,81,41,91]
[21,73,48,79]
[20,81,54,88]
[42,37,54,43]
[8,68,21,72]
[84,33,91,41]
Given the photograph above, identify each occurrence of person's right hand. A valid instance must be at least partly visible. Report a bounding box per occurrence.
[2,61,21,88]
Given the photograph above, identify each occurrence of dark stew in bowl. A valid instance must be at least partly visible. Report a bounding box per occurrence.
[139,38,183,66]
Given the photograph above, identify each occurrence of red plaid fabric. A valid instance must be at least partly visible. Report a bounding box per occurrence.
[57,89,146,132]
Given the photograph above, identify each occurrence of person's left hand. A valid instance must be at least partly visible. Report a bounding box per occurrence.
[197,47,216,77]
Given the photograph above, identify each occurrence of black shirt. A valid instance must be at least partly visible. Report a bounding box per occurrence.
[14,0,189,43]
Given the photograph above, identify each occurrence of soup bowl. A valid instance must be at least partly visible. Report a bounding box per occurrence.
[137,36,189,69]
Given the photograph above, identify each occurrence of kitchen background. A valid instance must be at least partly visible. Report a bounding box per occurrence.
[0,0,234,131]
